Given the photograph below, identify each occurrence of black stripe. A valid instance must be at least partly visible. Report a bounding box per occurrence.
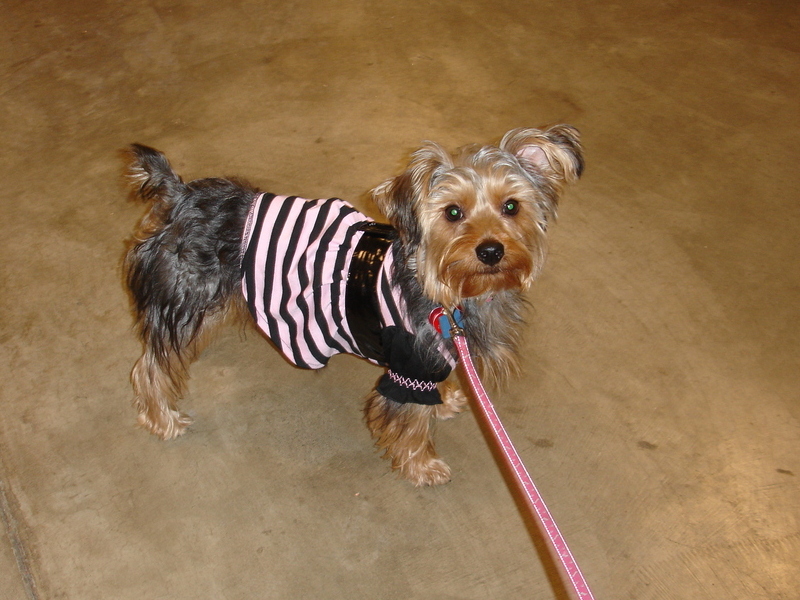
[260,196,298,354]
[379,253,404,327]
[311,200,359,357]
[276,199,318,368]
[329,219,360,352]
[294,199,334,367]
[242,194,276,322]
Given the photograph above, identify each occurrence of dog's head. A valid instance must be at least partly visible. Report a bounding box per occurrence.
[372,125,584,307]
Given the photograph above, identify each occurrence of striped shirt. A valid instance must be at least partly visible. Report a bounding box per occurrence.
[240,193,409,369]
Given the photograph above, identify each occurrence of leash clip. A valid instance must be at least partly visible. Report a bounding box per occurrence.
[428,306,465,339]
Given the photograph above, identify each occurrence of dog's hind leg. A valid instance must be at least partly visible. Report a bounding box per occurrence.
[131,346,193,440]
[130,306,228,439]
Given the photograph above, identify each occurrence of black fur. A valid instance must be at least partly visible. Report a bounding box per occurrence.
[125,145,258,365]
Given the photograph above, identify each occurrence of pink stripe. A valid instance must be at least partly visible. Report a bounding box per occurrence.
[454,335,595,600]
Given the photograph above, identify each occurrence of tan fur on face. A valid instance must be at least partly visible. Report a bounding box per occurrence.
[416,155,547,307]
[373,125,583,310]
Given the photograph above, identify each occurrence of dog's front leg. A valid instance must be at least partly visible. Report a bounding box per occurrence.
[364,392,451,486]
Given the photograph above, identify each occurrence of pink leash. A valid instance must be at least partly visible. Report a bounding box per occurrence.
[434,308,595,600]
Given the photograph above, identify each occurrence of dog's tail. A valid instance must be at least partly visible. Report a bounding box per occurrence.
[127,143,186,211]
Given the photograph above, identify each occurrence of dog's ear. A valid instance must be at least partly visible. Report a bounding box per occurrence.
[372,142,453,247]
[500,125,584,186]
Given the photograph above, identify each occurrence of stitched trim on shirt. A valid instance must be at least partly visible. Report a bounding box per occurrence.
[387,370,438,392]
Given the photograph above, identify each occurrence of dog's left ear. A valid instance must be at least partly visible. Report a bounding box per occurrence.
[500,125,585,186]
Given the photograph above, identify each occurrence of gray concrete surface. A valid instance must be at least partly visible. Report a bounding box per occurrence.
[1,0,798,598]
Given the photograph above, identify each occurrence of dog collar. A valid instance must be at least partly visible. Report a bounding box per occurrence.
[428,306,465,339]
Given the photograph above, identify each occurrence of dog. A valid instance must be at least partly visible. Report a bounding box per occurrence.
[123,126,584,486]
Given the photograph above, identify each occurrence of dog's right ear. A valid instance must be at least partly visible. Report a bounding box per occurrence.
[372,142,453,248]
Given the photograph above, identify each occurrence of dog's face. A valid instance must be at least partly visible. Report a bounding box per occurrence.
[373,125,584,308]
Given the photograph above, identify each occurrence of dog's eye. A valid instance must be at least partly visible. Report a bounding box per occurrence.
[502,199,520,216]
[444,205,464,222]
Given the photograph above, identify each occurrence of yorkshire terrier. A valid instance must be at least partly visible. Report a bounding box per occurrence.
[123,126,584,486]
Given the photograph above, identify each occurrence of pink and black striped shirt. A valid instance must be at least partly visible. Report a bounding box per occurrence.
[240,193,409,369]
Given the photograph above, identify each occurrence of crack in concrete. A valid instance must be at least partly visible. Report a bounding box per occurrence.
[0,475,40,600]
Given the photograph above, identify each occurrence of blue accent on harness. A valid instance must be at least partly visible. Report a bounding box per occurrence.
[430,307,465,339]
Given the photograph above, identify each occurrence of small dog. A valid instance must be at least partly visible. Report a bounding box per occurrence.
[123,126,583,486]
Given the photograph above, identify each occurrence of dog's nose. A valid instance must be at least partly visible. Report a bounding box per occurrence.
[476,241,505,266]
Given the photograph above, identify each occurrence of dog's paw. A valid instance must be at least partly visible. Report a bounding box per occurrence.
[436,382,469,420]
[402,457,452,487]
[138,410,192,440]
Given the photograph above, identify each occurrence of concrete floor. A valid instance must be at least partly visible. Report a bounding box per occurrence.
[1,1,798,598]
